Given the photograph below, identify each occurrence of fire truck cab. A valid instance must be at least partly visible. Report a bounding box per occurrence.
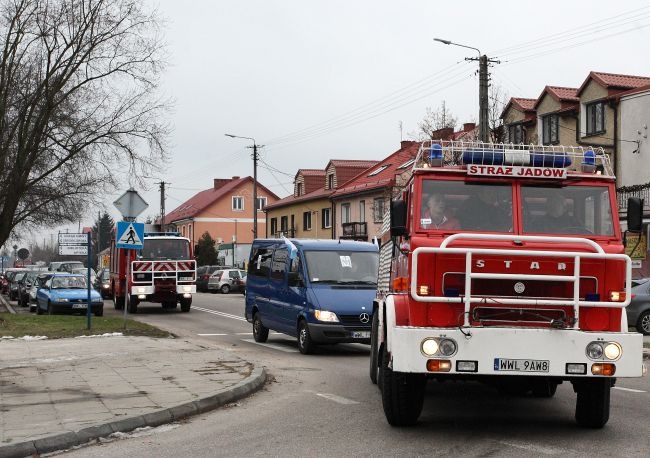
[372,140,645,429]
[110,231,196,313]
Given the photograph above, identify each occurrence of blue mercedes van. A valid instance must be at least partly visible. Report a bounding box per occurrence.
[245,238,379,354]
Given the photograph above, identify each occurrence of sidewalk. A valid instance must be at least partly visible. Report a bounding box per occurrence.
[0,298,265,458]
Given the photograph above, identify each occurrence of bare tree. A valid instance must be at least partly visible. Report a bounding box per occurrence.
[488,83,509,143]
[411,101,458,140]
[0,0,170,247]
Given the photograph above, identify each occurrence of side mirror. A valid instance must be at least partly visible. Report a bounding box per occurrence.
[627,197,643,232]
[390,200,407,237]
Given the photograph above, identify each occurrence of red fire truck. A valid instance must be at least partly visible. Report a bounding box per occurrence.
[110,230,196,313]
[371,140,645,428]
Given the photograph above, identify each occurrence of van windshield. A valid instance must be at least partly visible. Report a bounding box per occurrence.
[304,251,378,285]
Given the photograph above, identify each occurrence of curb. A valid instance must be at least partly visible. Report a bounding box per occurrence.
[0,366,266,458]
[0,294,15,314]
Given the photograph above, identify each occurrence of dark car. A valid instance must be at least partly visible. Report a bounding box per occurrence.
[36,273,103,316]
[9,271,26,301]
[94,268,112,298]
[196,265,222,292]
[17,270,40,307]
[627,278,650,335]
[0,273,8,295]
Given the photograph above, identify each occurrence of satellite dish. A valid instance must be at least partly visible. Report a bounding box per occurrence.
[17,248,30,260]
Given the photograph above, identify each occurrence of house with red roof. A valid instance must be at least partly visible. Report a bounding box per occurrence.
[501,97,537,144]
[265,159,378,239]
[534,86,579,146]
[330,141,421,241]
[164,176,279,265]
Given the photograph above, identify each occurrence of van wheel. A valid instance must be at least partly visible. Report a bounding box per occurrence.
[253,312,269,342]
[369,311,379,384]
[297,320,314,354]
[636,310,650,335]
[220,284,230,294]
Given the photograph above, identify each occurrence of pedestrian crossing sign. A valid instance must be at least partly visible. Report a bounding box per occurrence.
[116,221,145,249]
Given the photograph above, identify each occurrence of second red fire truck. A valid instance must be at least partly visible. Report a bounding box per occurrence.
[371,140,645,428]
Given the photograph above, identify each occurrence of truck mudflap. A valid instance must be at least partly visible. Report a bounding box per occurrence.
[385,322,644,378]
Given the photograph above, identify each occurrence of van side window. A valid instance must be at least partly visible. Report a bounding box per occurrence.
[270,248,288,281]
[249,247,272,277]
[288,257,303,287]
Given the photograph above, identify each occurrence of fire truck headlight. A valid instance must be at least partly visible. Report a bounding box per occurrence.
[604,342,621,360]
[438,339,457,357]
[421,338,439,356]
[314,310,339,322]
[586,342,604,360]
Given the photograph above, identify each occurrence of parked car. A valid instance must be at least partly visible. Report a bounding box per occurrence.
[2,268,25,296]
[36,273,104,316]
[58,261,85,272]
[234,275,247,295]
[9,271,26,301]
[0,273,9,295]
[17,270,40,307]
[93,268,112,298]
[70,267,96,286]
[196,265,222,292]
[627,278,650,335]
[29,273,54,313]
[207,269,247,294]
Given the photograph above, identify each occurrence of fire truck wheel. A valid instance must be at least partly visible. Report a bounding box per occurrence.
[574,379,611,428]
[531,379,558,398]
[297,319,314,354]
[369,311,379,384]
[636,310,650,335]
[381,346,425,426]
[180,297,192,312]
[253,312,269,343]
[127,295,139,314]
[113,290,124,310]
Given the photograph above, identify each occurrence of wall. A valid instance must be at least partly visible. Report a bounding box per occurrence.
[618,90,650,186]
[265,197,333,239]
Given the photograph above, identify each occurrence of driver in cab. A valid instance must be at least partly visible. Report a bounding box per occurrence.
[534,193,584,234]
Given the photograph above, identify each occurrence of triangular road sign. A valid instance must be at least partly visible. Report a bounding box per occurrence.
[116,221,145,249]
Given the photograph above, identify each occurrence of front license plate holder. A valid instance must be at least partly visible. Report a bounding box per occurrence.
[494,358,549,372]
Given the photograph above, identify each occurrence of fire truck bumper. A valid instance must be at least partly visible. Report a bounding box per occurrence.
[387,326,644,378]
[176,284,196,294]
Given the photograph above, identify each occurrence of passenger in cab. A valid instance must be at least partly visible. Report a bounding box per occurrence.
[457,186,511,231]
[420,193,460,230]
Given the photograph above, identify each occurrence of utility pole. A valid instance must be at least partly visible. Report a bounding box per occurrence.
[434,38,500,142]
[225,134,263,239]
[159,181,167,232]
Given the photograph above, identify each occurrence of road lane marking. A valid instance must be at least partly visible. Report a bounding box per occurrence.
[241,339,299,353]
[193,306,247,321]
[613,386,646,393]
[197,333,228,336]
[316,393,359,405]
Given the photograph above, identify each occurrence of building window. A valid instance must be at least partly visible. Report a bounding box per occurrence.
[322,208,331,228]
[280,216,288,232]
[359,200,365,222]
[341,203,351,224]
[508,124,523,144]
[232,196,243,211]
[303,211,312,231]
[327,174,334,189]
[586,101,605,135]
[256,197,267,212]
[270,218,277,235]
[296,182,303,196]
[542,114,559,145]
[373,198,385,223]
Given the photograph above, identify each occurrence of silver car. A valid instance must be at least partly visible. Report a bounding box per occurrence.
[627,278,650,335]
[207,269,247,294]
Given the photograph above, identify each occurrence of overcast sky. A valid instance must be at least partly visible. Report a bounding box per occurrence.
[28,0,650,245]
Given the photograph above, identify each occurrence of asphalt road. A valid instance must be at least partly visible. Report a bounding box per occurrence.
[39,293,650,457]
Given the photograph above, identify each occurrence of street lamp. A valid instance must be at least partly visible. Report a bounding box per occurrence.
[434,37,497,142]
[225,134,262,239]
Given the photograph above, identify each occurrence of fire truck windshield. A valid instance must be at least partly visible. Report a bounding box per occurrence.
[419,179,615,236]
[139,239,191,260]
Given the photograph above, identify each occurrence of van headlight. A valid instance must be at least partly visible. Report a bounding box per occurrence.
[314,310,339,322]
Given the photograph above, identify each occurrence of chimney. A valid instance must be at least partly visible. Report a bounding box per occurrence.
[232,176,240,180]
[400,140,417,149]
[213,178,229,190]
[463,122,476,132]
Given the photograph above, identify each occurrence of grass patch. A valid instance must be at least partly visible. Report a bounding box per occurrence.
[0,313,172,339]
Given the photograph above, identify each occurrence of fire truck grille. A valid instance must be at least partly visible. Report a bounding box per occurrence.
[472,306,569,326]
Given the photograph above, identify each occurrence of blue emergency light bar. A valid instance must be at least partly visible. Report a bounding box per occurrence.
[461,149,571,168]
